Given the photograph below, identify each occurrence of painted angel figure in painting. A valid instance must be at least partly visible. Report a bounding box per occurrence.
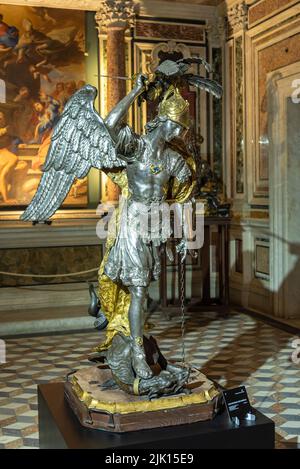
[21,59,222,397]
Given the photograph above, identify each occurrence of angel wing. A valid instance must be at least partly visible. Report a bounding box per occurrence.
[185,75,223,99]
[21,84,125,222]
[177,57,212,74]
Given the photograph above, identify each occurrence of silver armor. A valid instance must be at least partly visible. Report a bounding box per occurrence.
[21,74,194,383]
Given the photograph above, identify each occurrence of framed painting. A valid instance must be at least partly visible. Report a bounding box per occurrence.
[0,5,88,210]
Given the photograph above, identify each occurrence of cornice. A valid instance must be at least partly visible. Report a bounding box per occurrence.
[0,0,218,21]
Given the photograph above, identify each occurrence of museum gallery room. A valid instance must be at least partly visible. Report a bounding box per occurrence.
[0,0,299,451]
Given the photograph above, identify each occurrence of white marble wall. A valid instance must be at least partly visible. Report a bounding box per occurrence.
[269,63,300,318]
[226,0,300,319]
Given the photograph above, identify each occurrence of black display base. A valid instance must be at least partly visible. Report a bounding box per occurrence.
[38,383,275,449]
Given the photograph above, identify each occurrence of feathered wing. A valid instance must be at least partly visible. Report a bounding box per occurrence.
[185,75,223,99]
[178,57,212,74]
[21,85,125,222]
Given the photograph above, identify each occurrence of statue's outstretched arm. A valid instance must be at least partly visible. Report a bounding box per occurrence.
[104,74,147,141]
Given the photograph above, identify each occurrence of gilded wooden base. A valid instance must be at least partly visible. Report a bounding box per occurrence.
[64,364,221,432]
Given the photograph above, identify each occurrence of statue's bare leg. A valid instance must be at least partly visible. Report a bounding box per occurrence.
[128,285,153,379]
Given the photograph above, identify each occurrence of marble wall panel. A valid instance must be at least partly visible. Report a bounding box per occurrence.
[212,47,223,180]
[235,238,243,274]
[235,35,244,194]
[249,0,299,27]
[0,245,101,287]
[255,244,270,278]
[135,21,205,43]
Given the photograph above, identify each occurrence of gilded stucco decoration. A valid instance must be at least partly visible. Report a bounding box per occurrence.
[227,1,248,35]
[95,0,137,30]
[149,41,191,74]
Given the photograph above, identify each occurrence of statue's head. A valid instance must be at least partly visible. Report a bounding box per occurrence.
[145,86,190,142]
[144,115,185,142]
[158,85,190,130]
[164,119,186,142]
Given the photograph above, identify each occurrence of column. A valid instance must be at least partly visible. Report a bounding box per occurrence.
[95,0,137,202]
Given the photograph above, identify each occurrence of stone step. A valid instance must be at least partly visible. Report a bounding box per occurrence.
[0,435,23,449]
[0,364,29,374]
[18,369,44,379]
[13,392,37,405]
[5,377,34,388]
[0,386,24,398]
[18,410,38,424]
[0,402,30,416]
[0,372,17,381]
[2,421,37,438]
[0,397,10,407]
[0,413,17,427]
[23,431,39,448]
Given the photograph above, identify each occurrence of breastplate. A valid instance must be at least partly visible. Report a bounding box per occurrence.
[126,159,170,205]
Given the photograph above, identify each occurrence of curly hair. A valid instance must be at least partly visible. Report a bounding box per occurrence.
[144,115,168,134]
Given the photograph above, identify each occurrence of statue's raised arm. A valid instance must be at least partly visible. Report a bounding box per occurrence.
[104,73,148,140]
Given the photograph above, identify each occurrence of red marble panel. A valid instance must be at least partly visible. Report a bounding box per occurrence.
[135,21,205,43]
[249,0,298,26]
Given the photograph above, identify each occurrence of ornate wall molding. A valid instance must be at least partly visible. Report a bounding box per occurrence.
[0,0,97,10]
[149,41,191,72]
[135,19,206,43]
[225,33,245,200]
[248,0,300,28]
[269,61,300,318]
[229,219,271,315]
[0,0,217,20]
[245,16,300,203]
[235,35,244,195]
[95,0,137,30]
[227,1,248,36]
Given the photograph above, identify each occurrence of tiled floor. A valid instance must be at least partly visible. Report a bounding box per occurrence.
[0,310,299,449]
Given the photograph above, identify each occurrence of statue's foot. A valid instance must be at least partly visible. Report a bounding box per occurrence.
[131,339,153,379]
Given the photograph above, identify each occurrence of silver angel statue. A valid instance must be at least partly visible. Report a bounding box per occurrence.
[22,64,221,396]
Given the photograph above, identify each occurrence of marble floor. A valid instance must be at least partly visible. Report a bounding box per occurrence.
[0,310,299,449]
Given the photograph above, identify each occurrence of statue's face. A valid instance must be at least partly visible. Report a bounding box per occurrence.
[163,119,184,142]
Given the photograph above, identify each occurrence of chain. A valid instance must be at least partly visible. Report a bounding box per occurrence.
[180,254,186,365]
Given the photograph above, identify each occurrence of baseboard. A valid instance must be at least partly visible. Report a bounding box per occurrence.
[229,283,271,315]
[0,282,92,311]
[233,305,300,335]
[0,316,95,337]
